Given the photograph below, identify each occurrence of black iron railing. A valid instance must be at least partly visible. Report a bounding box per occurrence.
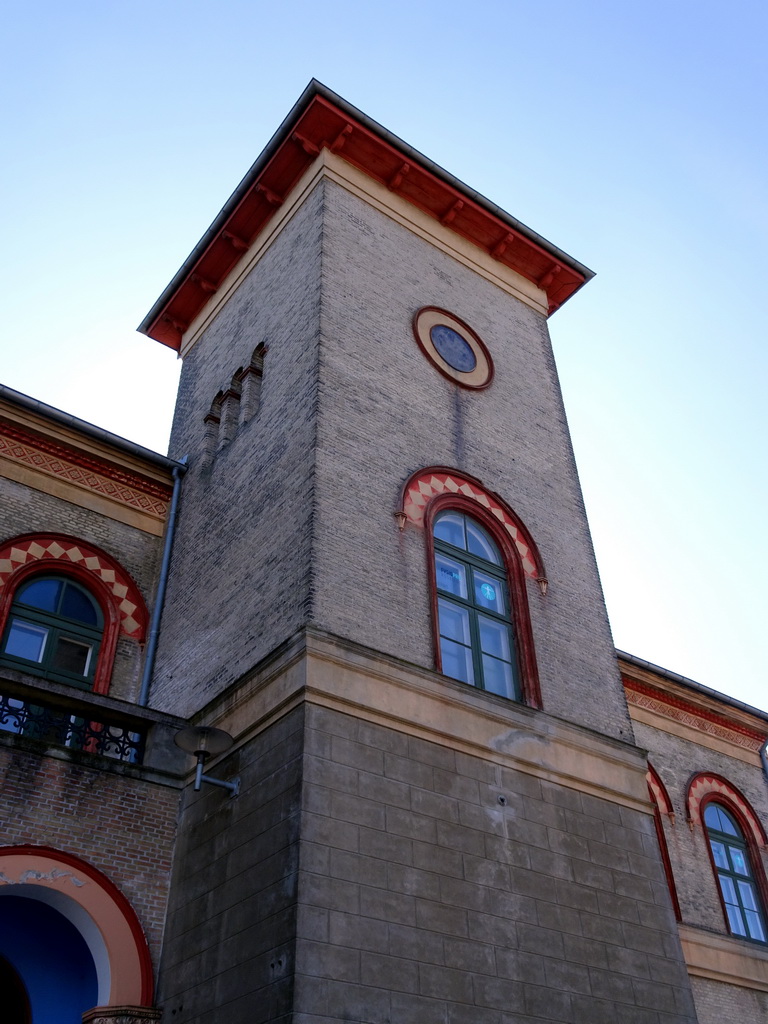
[0,691,145,763]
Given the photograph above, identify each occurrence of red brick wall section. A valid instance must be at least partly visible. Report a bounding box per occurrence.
[0,745,179,971]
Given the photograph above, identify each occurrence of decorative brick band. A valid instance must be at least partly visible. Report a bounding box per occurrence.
[399,467,543,580]
[624,679,767,753]
[0,419,171,519]
[687,772,768,849]
[83,1008,162,1024]
[0,534,147,639]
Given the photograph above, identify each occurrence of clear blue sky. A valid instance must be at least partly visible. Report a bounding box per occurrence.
[3,1,766,708]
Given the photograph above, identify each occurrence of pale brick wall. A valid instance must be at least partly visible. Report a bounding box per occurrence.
[312,180,630,740]
[691,976,768,1024]
[154,174,631,739]
[634,719,768,937]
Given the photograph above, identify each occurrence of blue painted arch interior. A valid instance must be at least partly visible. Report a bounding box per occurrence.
[0,894,98,1024]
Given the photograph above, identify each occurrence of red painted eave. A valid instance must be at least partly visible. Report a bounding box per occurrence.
[140,84,594,351]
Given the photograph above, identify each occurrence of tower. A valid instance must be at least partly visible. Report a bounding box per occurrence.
[139,83,698,1022]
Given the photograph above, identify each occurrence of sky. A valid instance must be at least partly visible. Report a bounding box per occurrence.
[2,1,766,709]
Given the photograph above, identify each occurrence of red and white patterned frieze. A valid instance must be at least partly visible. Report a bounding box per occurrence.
[0,537,145,637]
[0,421,170,519]
[625,681,766,753]
[401,470,538,579]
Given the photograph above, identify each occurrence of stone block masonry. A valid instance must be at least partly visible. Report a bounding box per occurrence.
[159,690,698,1023]
[293,703,698,1024]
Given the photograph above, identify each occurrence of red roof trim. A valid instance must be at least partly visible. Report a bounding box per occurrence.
[143,93,590,351]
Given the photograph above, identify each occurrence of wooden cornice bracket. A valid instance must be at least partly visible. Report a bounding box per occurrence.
[222,230,249,252]
[330,123,353,152]
[440,199,464,225]
[539,264,562,290]
[490,233,515,260]
[162,314,188,335]
[292,131,320,156]
[255,183,283,206]
[190,273,217,294]
[388,162,410,191]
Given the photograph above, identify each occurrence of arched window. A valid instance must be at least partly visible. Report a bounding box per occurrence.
[1,576,103,689]
[433,510,520,700]
[399,467,544,707]
[704,802,767,943]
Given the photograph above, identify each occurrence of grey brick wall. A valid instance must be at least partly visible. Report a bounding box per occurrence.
[150,185,325,716]
[0,476,163,701]
[294,704,697,1024]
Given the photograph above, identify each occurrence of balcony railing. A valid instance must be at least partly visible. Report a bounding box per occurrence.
[0,690,146,763]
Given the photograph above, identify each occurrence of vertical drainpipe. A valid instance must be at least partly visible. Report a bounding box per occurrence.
[138,456,188,707]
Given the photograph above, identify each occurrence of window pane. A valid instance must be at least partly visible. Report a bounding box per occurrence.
[435,554,468,598]
[5,620,48,661]
[473,570,506,613]
[710,841,728,870]
[738,880,760,912]
[703,804,720,829]
[438,600,471,645]
[719,875,738,906]
[440,638,474,685]
[466,520,501,564]
[729,847,749,876]
[745,910,766,942]
[17,579,61,612]
[705,804,738,835]
[51,637,92,676]
[60,584,99,625]
[725,901,747,936]
[478,615,511,660]
[434,513,465,550]
[482,655,514,698]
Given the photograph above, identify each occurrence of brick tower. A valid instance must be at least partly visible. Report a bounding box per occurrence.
[139,82,698,1023]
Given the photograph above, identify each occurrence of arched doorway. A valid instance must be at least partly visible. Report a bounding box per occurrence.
[0,895,97,1024]
[0,846,154,1013]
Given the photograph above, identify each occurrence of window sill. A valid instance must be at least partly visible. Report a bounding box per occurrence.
[678,922,768,991]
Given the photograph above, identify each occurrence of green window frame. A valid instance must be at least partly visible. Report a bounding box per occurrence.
[704,802,767,943]
[0,576,103,690]
[433,511,521,700]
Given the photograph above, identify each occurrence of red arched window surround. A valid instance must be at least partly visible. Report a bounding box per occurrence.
[646,763,681,921]
[687,772,768,938]
[0,534,148,696]
[404,468,544,708]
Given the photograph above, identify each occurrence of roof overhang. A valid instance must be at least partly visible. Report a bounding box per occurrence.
[140,81,594,351]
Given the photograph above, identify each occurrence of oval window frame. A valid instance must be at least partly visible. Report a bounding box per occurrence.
[412,307,494,389]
